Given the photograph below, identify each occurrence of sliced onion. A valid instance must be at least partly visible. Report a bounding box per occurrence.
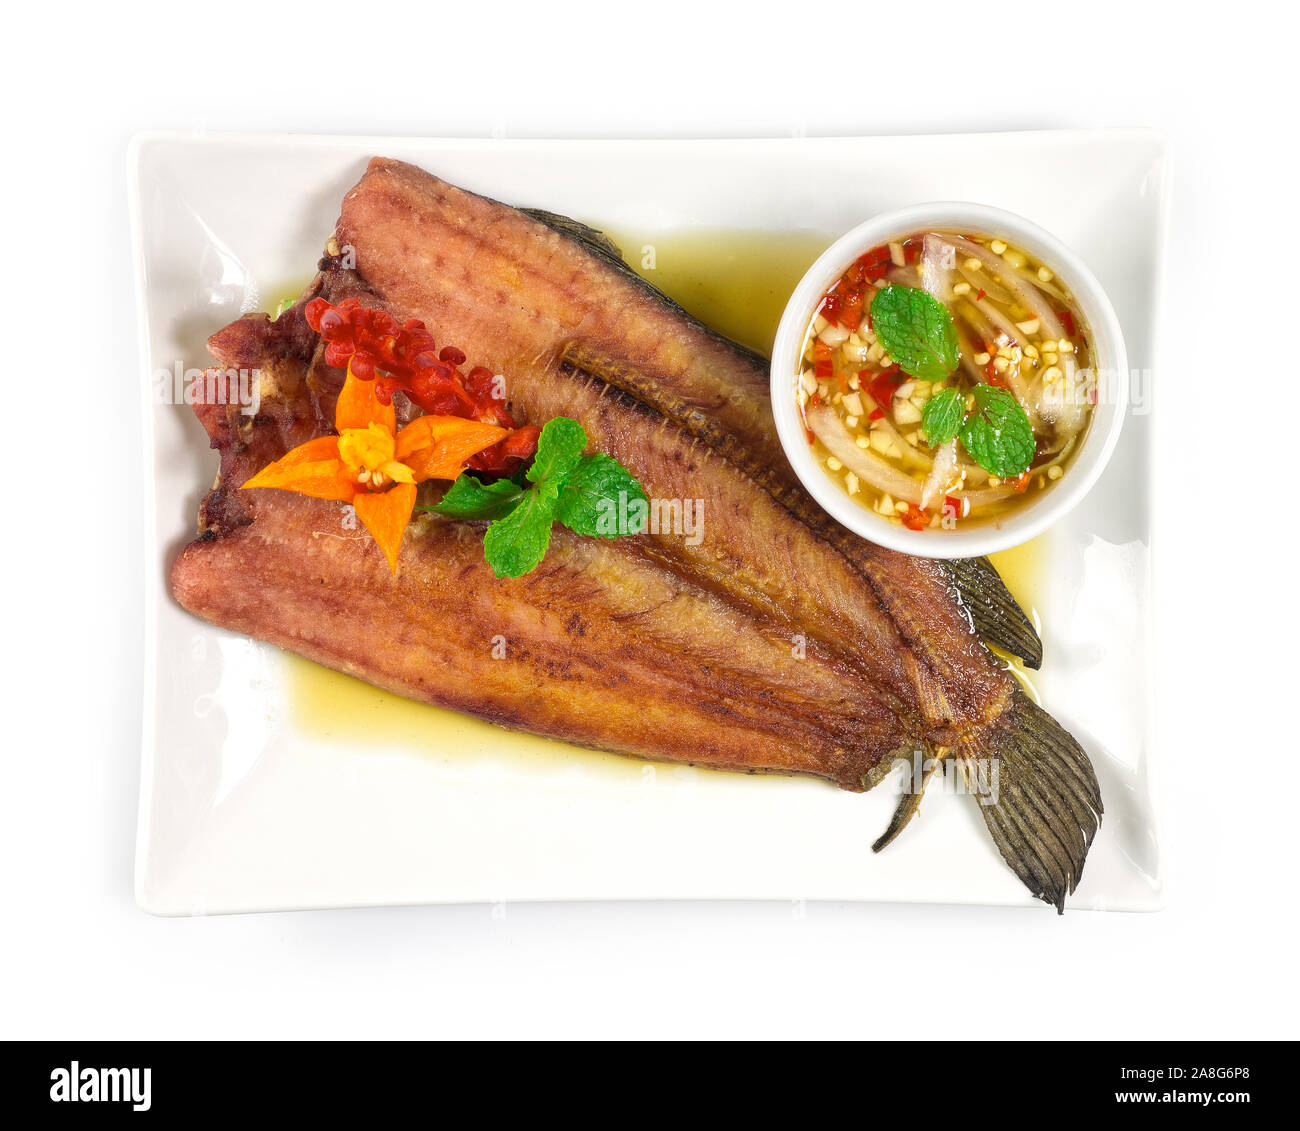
[945,235,1067,337]
[920,234,956,303]
[954,482,1018,508]
[956,262,1012,304]
[945,235,1088,430]
[955,298,1011,350]
[953,325,989,385]
[1011,263,1068,304]
[806,403,922,506]
[920,439,958,510]
[870,411,932,471]
[971,295,1031,351]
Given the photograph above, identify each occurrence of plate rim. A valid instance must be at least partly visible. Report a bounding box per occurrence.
[130,127,1169,916]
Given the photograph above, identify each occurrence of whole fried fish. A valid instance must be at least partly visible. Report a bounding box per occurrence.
[173,158,1101,909]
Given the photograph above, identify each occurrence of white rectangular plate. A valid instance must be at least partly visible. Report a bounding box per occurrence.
[131,130,1166,914]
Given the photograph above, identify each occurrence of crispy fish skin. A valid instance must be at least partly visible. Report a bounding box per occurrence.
[173,327,913,790]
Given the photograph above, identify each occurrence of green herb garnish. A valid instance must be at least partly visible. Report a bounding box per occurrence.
[481,488,561,578]
[429,417,648,578]
[958,384,1035,478]
[921,388,965,445]
[869,285,960,381]
[553,453,647,537]
[433,474,526,520]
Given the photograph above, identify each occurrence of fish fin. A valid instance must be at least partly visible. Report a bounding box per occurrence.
[961,687,1102,913]
[871,751,944,852]
[531,217,773,370]
[521,208,629,268]
[944,556,1043,670]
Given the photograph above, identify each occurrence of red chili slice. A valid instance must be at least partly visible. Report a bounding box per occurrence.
[901,505,929,531]
[867,367,905,414]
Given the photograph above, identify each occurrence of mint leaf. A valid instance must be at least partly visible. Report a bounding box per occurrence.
[869,286,960,381]
[482,489,558,578]
[922,388,965,445]
[425,416,651,578]
[428,474,524,520]
[527,417,587,487]
[555,454,649,537]
[958,384,1035,477]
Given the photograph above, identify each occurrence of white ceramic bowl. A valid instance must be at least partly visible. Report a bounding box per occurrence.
[770,202,1128,559]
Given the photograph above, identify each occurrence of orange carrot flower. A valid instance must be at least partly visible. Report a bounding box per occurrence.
[242,363,510,572]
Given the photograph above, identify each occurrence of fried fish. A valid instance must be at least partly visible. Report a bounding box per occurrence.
[172,158,1101,909]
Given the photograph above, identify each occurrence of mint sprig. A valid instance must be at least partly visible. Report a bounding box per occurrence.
[958,384,1035,478]
[869,285,960,381]
[433,474,525,520]
[921,388,965,445]
[553,453,648,537]
[481,488,559,578]
[429,418,649,578]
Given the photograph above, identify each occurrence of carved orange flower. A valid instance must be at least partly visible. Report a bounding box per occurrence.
[243,362,510,571]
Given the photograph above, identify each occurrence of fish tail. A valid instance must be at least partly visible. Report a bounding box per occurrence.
[943,556,1043,669]
[959,687,1102,912]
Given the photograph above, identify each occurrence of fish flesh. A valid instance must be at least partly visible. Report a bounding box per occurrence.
[173,158,1101,909]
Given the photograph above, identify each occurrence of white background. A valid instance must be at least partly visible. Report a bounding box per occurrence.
[3,0,1295,1039]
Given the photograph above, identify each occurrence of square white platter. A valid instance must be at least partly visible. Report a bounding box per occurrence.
[130,130,1167,914]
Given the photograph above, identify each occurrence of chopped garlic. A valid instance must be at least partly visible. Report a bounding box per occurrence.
[952,281,971,296]
[889,241,905,267]
[800,369,817,395]
[1016,318,1040,336]
[845,471,860,495]
[842,391,865,417]
[974,351,991,366]
[855,435,871,450]
[989,239,1007,255]
[963,257,983,271]
[1048,465,1063,480]
[826,456,842,471]
[895,399,922,425]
